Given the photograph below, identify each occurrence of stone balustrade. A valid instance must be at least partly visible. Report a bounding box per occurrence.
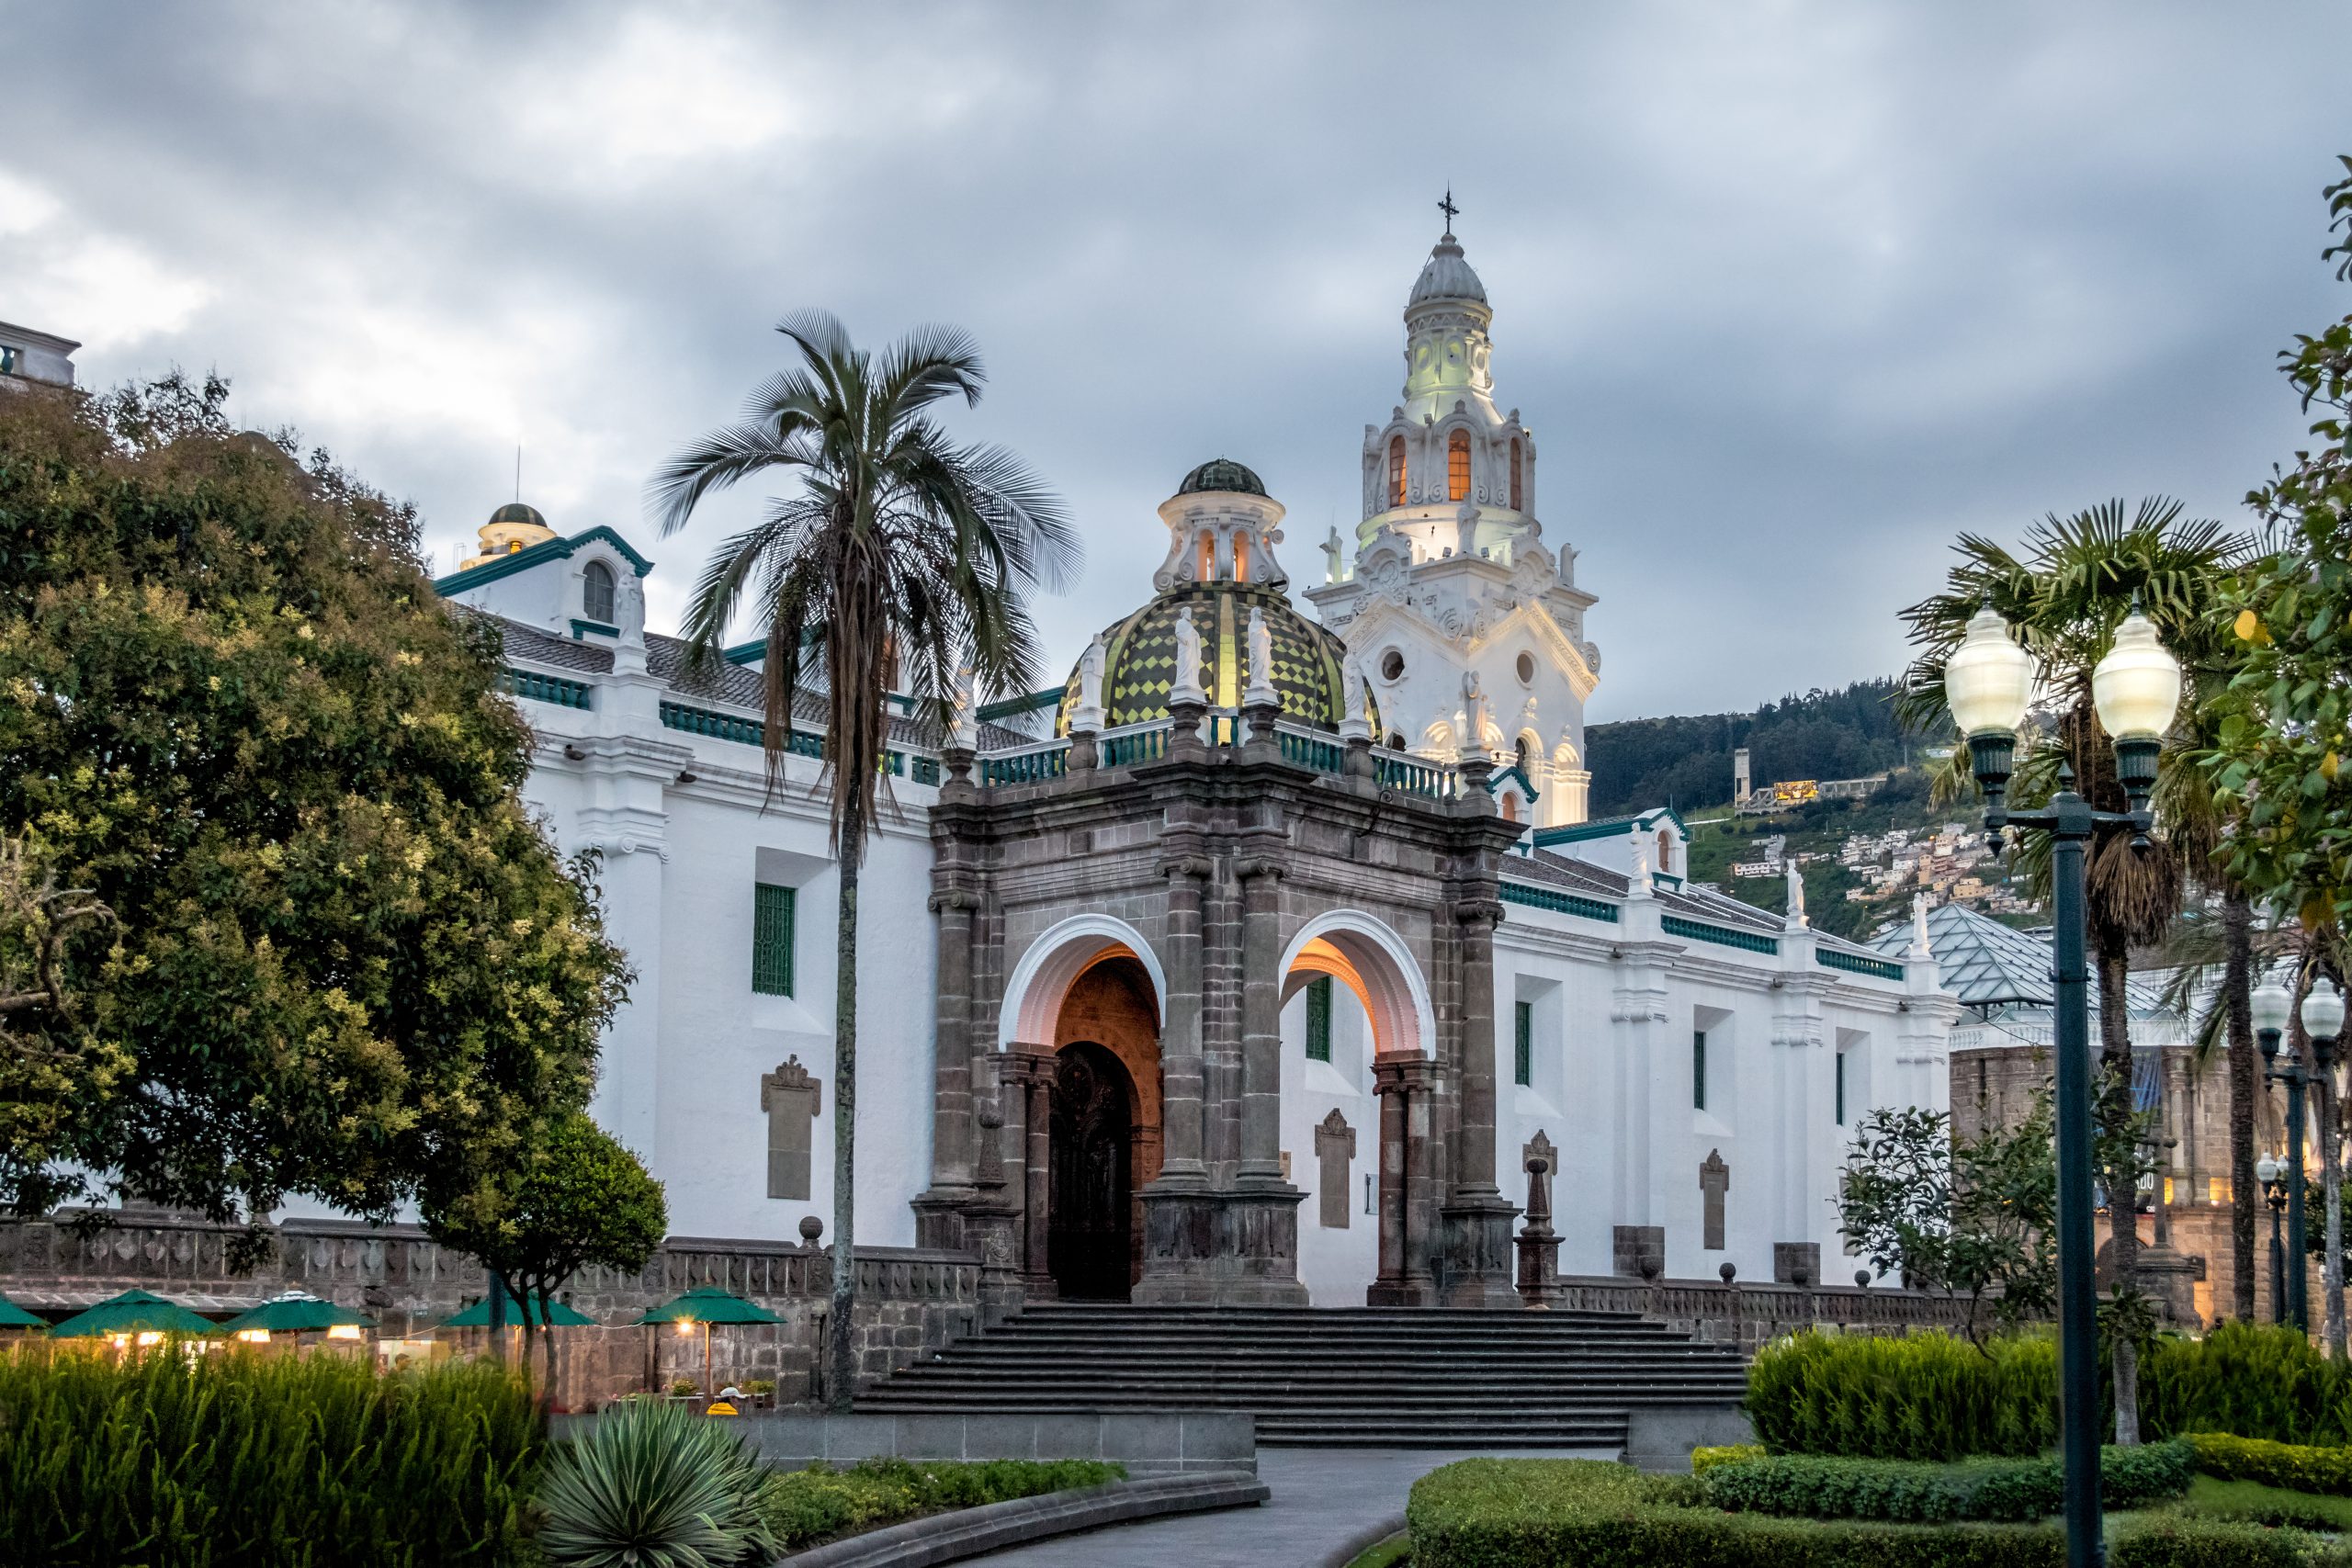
[1554,1271,1981,1349]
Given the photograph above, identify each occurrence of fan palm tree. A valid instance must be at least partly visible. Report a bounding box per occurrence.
[1899,497,2251,1436]
[648,311,1078,1409]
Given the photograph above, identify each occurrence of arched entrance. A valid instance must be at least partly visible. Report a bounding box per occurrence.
[1049,1042,1136,1299]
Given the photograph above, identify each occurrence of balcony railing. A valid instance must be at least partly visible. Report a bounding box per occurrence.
[1661,914,1781,955]
[1273,720,1347,777]
[1098,720,1171,768]
[502,668,594,709]
[980,739,1069,786]
[1499,880,1621,923]
[1818,947,1905,983]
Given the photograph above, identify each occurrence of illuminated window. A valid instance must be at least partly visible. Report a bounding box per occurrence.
[1448,430,1470,502]
[582,561,616,624]
[1198,535,1216,581]
[1388,436,1407,506]
[1510,437,1522,511]
[1233,541,1249,583]
[1657,828,1674,875]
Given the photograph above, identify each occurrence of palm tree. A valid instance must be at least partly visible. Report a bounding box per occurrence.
[1899,497,2250,1438]
[648,311,1078,1409]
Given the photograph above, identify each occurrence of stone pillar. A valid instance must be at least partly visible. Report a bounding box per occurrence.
[1237,855,1286,1181]
[1516,1131,1563,1309]
[1153,854,1210,1183]
[913,889,978,1249]
[1371,1055,1440,1306]
[1002,1044,1057,1301]
[1442,897,1518,1307]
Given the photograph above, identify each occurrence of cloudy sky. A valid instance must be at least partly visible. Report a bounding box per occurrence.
[8,4,2348,719]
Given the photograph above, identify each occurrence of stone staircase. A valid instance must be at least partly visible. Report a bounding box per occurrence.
[857,1303,1749,1449]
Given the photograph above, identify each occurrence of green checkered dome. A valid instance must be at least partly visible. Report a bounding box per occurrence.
[1055,581,1369,735]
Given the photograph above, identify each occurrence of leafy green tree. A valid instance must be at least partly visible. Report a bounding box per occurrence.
[0,374,628,1244]
[1837,1097,2059,1345]
[424,1111,667,1401]
[647,312,1077,1408]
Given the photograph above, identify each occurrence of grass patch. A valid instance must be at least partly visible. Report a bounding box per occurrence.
[2177,1475,2352,1532]
[1343,1533,1412,1568]
[761,1456,1125,1552]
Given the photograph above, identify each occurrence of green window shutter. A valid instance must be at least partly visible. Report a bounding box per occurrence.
[1693,1030,1707,1111]
[1836,1052,1847,1126]
[1513,1000,1533,1087]
[1305,976,1332,1062]
[752,883,796,997]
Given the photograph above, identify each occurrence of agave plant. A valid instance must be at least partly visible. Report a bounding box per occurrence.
[537,1398,779,1568]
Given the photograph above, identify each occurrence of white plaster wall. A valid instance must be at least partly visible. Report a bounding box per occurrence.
[1280,983,1379,1305]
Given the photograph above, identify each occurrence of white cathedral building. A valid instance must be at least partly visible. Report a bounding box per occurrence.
[432,221,1956,1306]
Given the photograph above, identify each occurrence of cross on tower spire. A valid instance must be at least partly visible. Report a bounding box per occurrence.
[1438,186,1460,238]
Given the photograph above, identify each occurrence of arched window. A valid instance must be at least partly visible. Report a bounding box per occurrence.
[1500,794,1519,823]
[1448,430,1471,502]
[1197,535,1215,580]
[582,560,616,624]
[1510,437,1523,512]
[1515,736,1534,776]
[1387,435,1407,507]
[1233,540,1249,583]
[1657,828,1674,876]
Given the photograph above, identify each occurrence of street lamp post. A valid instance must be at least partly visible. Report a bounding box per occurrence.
[2256,979,2309,1332]
[1949,604,2182,1568]
[2304,982,2346,1348]
[2260,1152,2288,1324]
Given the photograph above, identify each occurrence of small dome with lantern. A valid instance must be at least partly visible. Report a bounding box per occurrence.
[1056,462,1372,735]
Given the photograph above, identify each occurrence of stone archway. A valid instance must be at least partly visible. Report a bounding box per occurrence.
[1279,912,1442,1305]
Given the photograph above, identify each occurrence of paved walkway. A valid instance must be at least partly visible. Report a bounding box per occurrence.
[962,1447,1601,1568]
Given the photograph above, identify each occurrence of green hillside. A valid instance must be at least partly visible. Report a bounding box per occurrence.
[1586,677,1924,819]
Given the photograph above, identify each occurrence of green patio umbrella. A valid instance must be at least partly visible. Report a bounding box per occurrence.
[49,1288,217,1339]
[637,1287,780,1398]
[440,1294,596,1328]
[220,1290,377,1337]
[0,1293,47,1330]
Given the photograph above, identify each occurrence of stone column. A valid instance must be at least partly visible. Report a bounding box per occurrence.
[1442,897,1519,1307]
[1002,1044,1057,1301]
[1371,1055,1440,1305]
[1153,854,1211,1183]
[1237,855,1286,1181]
[913,889,979,1249]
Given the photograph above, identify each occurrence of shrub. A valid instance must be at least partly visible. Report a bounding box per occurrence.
[0,1344,538,1568]
[537,1397,777,1568]
[2185,1433,2352,1498]
[1700,1443,2193,1523]
[2175,1477,2352,1533]
[760,1457,1123,1551]
[1751,1323,2352,1460]
[1746,1330,2059,1460]
[1407,1458,2325,1568]
[2143,1325,2352,1449]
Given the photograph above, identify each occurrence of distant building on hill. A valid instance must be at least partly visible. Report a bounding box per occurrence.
[0,321,77,390]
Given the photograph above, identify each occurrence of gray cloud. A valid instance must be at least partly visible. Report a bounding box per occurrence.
[6,1,2346,718]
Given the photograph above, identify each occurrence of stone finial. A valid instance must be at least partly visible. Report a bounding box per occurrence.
[1785,861,1808,930]
[949,666,980,750]
[613,570,648,676]
[1629,838,1653,899]
[1071,636,1107,735]
[1910,893,1933,958]
[1243,606,1278,708]
[1719,1260,1737,1284]
[1521,1131,1556,1229]
[797,1215,824,1249]
[1339,657,1371,742]
[1170,611,1207,707]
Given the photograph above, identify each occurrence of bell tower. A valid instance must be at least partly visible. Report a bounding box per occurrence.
[1306,202,1600,827]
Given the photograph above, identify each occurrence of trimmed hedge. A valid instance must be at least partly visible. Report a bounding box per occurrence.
[1750,1324,2352,1461]
[1693,1444,1767,1473]
[0,1345,539,1568]
[2178,1477,2352,1533]
[1699,1442,2194,1523]
[1406,1458,2330,1568]
[2187,1433,2352,1499]
[762,1457,1125,1551]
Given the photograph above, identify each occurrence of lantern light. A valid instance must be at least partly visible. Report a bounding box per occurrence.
[2090,608,2185,743]
[2303,981,2346,1043]
[324,1324,365,1342]
[234,1328,271,1345]
[2253,979,2297,1041]
[2258,1153,2281,1184]
[1944,606,2036,738]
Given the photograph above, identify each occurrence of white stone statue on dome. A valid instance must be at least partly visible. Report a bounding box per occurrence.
[1072,635,1107,734]
[1340,656,1370,740]
[1244,606,1278,708]
[1170,611,1206,706]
